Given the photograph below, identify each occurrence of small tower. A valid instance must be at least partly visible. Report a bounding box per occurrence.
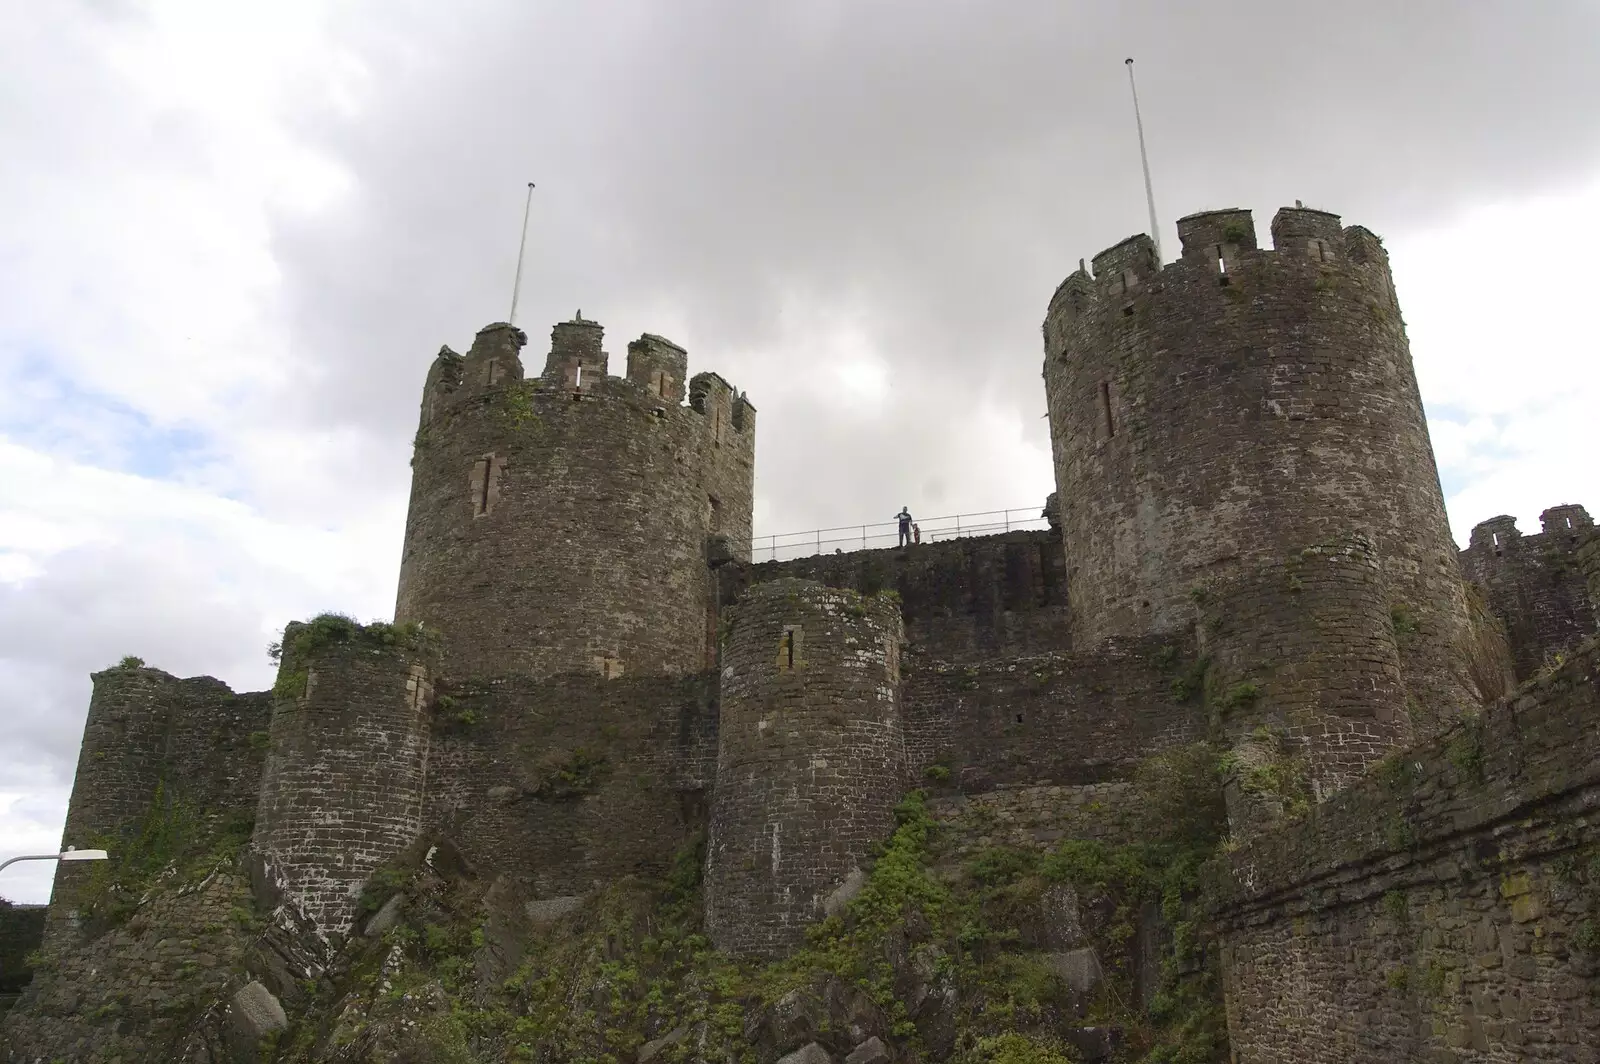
[705,580,906,958]
[395,314,755,681]
[1041,203,1477,813]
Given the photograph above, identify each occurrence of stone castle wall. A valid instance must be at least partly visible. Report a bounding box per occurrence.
[721,530,1070,663]
[252,624,440,934]
[1210,635,1600,1062]
[705,580,907,958]
[420,671,718,901]
[1460,504,1597,682]
[47,666,270,931]
[1042,206,1475,740]
[394,318,754,682]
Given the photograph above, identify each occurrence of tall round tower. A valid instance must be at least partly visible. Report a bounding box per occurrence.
[394,315,756,680]
[1042,206,1474,763]
[705,579,906,958]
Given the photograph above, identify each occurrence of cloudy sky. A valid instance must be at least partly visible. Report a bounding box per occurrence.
[2,0,1596,903]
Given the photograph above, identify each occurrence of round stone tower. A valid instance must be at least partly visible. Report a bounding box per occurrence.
[394,315,756,681]
[705,579,906,958]
[251,620,440,934]
[1042,205,1475,775]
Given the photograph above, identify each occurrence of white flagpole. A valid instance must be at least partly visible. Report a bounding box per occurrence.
[509,182,535,324]
[1125,59,1162,262]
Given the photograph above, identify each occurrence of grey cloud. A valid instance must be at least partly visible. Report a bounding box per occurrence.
[265,0,1600,535]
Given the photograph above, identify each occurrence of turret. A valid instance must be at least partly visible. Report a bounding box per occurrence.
[396,314,756,680]
[1042,202,1477,815]
[251,618,440,934]
[704,580,906,957]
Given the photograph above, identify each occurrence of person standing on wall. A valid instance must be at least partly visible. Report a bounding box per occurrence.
[896,506,914,547]
[912,523,921,545]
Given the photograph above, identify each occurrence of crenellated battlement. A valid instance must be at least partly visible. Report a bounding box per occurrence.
[1042,199,1477,765]
[396,313,756,680]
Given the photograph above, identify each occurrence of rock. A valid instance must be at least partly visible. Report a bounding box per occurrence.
[823,868,867,918]
[225,981,287,1062]
[364,893,405,938]
[525,895,585,928]
[638,1025,689,1063]
[1042,948,1103,995]
[1037,884,1085,950]
[844,1036,890,1064]
[487,785,519,804]
[777,1043,834,1064]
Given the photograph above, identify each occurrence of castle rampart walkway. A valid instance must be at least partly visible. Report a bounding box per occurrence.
[747,506,1049,563]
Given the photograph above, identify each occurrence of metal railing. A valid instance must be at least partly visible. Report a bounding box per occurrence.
[747,506,1049,563]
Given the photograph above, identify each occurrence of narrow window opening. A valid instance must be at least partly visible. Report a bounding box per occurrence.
[786,632,795,669]
[574,364,583,390]
[652,407,666,419]
[1122,304,1135,317]
[1216,245,1230,286]
[472,456,498,517]
[708,496,722,533]
[483,359,499,387]
[777,625,801,670]
[1566,517,1573,529]
[1099,381,1115,439]
[1015,713,1024,724]
[714,407,725,446]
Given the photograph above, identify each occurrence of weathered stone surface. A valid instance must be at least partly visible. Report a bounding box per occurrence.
[843,1035,890,1064]
[706,581,906,958]
[525,895,585,928]
[363,893,405,938]
[395,319,755,681]
[1042,948,1104,995]
[637,1024,689,1063]
[1460,506,1598,681]
[225,980,287,1060]
[1212,636,1600,1063]
[1062,1026,1117,1061]
[777,1043,833,1064]
[822,868,867,918]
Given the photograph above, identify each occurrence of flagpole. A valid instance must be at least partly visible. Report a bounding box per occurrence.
[1125,59,1162,262]
[509,182,535,324]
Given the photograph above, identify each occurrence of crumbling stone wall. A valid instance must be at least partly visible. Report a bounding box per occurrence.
[1460,504,1597,682]
[47,664,269,936]
[705,579,906,958]
[396,317,754,681]
[2,870,257,1063]
[1042,205,1475,737]
[252,623,440,934]
[421,671,718,901]
[1210,636,1600,1062]
[722,529,1070,663]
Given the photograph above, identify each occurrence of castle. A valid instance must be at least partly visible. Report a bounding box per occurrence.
[8,203,1600,1062]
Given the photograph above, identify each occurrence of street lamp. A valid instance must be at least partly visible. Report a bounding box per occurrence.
[0,847,110,874]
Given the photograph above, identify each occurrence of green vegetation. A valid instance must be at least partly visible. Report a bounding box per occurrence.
[272,744,1230,1063]
[531,747,609,799]
[1221,224,1250,245]
[1169,657,1211,704]
[267,613,438,701]
[1218,729,1312,821]
[76,781,254,930]
[1385,966,1409,992]
[115,655,145,670]
[500,380,541,429]
[1446,716,1485,782]
[1389,605,1419,645]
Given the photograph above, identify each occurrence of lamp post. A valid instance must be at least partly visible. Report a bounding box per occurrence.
[0,847,110,875]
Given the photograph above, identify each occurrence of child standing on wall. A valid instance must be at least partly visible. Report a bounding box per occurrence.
[912,523,921,545]
[896,507,913,547]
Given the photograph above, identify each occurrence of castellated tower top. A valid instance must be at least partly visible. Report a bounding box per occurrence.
[1042,202,1475,735]
[395,313,755,681]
